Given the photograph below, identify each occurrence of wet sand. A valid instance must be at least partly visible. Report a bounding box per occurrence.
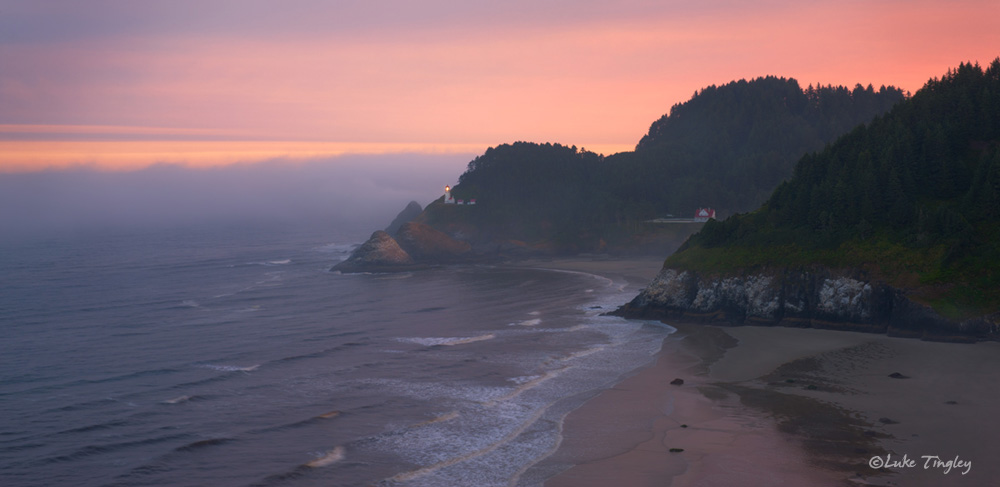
[509,255,666,287]
[521,257,1000,486]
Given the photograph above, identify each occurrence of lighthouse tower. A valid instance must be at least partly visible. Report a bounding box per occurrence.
[444,185,455,204]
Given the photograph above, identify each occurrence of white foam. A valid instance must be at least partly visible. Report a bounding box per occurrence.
[356,378,508,404]
[199,364,260,373]
[375,272,413,280]
[180,300,200,308]
[509,318,542,327]
[305,446,345,467]
[559,346,604,362]
[266,259,291,265]
[386,404,552,483]
[400,334,496,347]
[313,242,359,254]
[163,395,192,404]
[485,367,569,406]
[411,411,460,428]
[357,268,681,486]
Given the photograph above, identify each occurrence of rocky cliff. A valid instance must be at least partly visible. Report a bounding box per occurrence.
[616,266,1000,342]
[395,221,472,261]
[331,230,416,273]
[332,222,475,273]
[385,201,423,235]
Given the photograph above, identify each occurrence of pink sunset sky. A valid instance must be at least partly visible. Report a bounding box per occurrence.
[1,0,998,172]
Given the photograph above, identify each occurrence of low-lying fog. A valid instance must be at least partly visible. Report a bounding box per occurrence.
[0,153,471,240]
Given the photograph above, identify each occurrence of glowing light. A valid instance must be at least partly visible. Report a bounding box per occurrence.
[0,140,488,173]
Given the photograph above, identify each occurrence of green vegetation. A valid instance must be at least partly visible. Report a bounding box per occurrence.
[431,77,904,251]
[672,59,1000,318]
[627,76,905,215]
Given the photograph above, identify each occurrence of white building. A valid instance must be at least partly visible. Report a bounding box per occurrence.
[694,208,716,222]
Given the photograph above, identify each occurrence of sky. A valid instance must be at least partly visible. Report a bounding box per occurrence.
[2,0,999,172]
[1,0,998,233]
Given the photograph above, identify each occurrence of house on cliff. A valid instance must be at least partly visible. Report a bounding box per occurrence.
[694,208,716,222]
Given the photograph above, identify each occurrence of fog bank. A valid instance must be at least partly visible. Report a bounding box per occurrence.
[1,153,471,239]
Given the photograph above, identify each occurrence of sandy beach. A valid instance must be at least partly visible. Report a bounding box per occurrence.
[522,257,1000,486]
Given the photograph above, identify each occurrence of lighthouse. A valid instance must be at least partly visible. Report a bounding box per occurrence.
[444,185,455,204]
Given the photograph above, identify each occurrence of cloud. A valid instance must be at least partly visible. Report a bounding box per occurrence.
[1,0,997,164]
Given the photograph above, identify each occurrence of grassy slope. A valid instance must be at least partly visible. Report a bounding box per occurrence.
[664,222,1000,320]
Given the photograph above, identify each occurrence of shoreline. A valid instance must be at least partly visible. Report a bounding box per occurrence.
[513,256,1000,486]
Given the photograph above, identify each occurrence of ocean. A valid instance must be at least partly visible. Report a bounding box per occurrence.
[0,220,673,486]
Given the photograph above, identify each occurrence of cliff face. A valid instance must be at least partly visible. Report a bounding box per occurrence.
[331,230,415,273]
[395,221,472,260]
[385,201,423,235]
[332,223,475,273]
[617,266,1000,342]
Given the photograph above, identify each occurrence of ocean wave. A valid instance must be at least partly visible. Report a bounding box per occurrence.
[52,419,130,436]
[559,346,605,362]
[374,272,413,280]
[410,411,459,428]
[162,395,194,404]
[237,258,293,267]
[304,446,345,468]
[173,437,233,453]
[412,306,448,313]
[33,433,192,466]
[485,367,570,406]
[399,334,496,347]
[355,378,507,404]
[312,242,359,254]
[198,363,260,373]
[385,405,551,484]
[509,318,542,327]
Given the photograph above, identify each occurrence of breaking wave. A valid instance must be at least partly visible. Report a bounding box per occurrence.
[399,334,496,347]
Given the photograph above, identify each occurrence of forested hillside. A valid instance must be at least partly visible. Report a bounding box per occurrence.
[671,59,1000,318]
[623,77,906,214]
[429,77,904,251]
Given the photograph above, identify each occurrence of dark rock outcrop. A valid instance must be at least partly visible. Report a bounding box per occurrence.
[331,231,417,273]
[385,201,423,236]
[331,222,477,273]
[395,222,472,261]
[616,266,1000,342]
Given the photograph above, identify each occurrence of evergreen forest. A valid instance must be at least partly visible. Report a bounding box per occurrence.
[432,76,905,249]
[672,59,1000,318]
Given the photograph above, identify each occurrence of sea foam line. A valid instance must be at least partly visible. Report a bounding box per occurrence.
[198,364,260,373]
[410,411,460,428]
[509,318,542,327]
[484,367,570,407]
[163,395,194,404]
[386,404,552,483]
[304,446,345,468]
[400,334,496,347]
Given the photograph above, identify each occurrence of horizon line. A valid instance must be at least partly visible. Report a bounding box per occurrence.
[0,138,635,173]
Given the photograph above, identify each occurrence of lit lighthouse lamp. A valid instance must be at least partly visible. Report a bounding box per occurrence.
[444,185,455,204]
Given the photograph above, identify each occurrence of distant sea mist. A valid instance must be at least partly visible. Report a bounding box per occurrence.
[0,153,471,239]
